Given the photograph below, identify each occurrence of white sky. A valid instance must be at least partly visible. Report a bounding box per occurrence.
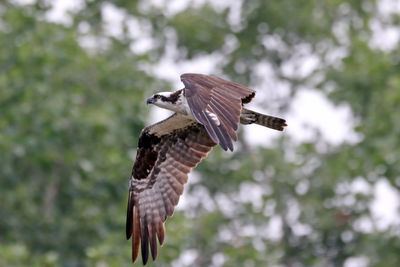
[13,0,400,257]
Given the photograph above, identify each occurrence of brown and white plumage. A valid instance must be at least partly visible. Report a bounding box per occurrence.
[182,73,255,151]
[126,73,287,264]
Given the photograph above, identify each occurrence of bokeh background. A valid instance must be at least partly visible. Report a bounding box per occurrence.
[1,0,400,266]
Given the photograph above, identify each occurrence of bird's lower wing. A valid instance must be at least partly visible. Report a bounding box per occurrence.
[126,114,216,264]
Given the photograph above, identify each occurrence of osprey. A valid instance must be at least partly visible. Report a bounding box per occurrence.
[126,73,287,264]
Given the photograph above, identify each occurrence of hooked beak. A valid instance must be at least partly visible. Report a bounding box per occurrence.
[146,97,156,105]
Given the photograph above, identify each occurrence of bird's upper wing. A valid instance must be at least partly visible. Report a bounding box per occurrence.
[181,73,255,151]
[126,113,216,265]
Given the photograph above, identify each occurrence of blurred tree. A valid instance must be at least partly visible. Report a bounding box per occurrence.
[1,0,399,266]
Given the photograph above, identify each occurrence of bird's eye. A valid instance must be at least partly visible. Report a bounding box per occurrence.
[154,94,160,99]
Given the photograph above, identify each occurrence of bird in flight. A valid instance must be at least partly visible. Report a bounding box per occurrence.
[126,73,287,264]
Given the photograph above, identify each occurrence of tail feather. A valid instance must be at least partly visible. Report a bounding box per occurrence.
[240,108,287,131]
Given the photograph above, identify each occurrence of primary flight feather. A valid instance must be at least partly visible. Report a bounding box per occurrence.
[126,73,287,264]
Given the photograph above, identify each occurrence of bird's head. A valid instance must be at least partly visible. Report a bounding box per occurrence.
[146,90,183,112]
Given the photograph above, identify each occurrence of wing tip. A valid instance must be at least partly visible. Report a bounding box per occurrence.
[141,227,149,265]
[126,191,134,240]
[132,206,141,264]
[157,221,165,246]
[219,141,234,151]
[137,216,164,265]
[149,224,158,261]
[242,91,256,104]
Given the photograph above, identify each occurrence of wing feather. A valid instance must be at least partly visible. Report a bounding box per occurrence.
[181,73,255,151]
[140,219,149,265]
[206,105,237,143]
[209,100,238,130]
[126,191,134,239]
[156,220,165,245]
[148,223,157,261]
[132,206,141,262]
[196,111,219,144]
[202,110,233,151]
[126,114,216,264]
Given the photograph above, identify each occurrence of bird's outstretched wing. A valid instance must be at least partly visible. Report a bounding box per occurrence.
[126,113,216,265]
[181,73,255,151]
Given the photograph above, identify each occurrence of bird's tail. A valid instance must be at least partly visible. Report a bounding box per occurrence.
[240,108,287,131]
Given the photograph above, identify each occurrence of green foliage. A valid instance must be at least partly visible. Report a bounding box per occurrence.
[168,5,230,58]
[1,0,400,266]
